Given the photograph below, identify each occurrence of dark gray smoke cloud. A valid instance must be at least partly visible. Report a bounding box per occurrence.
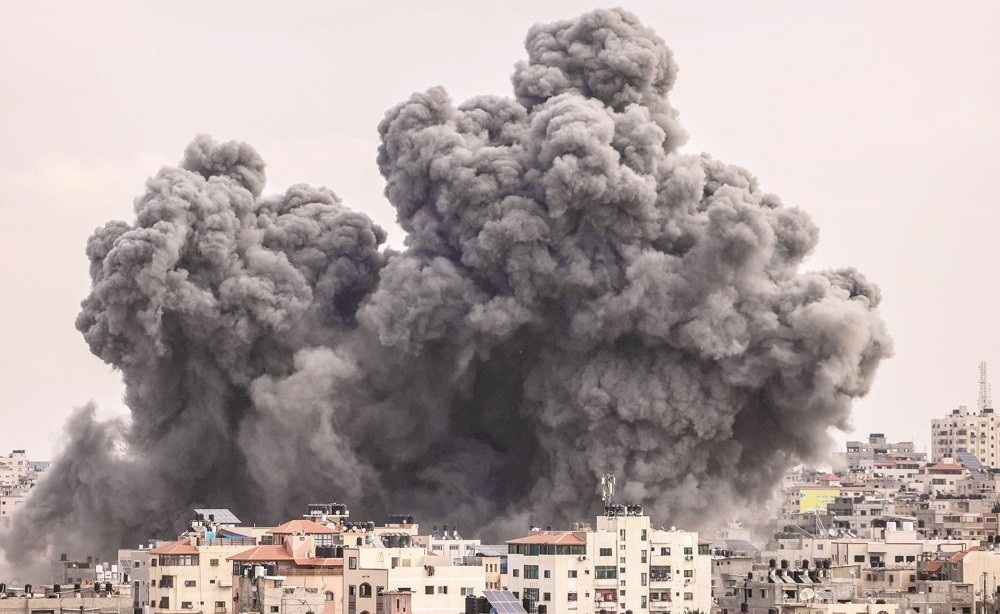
[1,8,890,569]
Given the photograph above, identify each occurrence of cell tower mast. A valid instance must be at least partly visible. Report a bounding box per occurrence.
[979,361,993,411]
[601,474,616,507]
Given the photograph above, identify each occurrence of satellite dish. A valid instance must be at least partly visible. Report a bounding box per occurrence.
[800,588,815,601]
[828,528,837,537]
[905,608,918,614]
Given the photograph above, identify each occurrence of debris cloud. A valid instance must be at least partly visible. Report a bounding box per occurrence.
[1,8,890,567]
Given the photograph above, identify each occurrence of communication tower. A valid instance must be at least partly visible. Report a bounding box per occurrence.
[601,474,616,507]
[979,361,993,411]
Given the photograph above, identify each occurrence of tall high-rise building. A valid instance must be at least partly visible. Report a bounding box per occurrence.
[930,405,999,466]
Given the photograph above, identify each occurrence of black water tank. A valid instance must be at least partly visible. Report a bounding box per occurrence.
[53,584,61,597]
[25,584,32,596]
[539,607,548,614]
[477,596,489,613]
[741,603,749,613]
[74,583,81,594]
[465,595,477,614]
[105,582,112,593]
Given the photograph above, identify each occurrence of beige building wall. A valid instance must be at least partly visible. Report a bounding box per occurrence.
[343,546,485,614]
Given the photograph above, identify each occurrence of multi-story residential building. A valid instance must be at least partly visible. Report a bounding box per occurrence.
[932,406,1000,467]
[846,434,925,472]
[341,541,485,614]
[139,513,257,614]
[466,545,508,590]
[505,506,711,614]
[231,519,345,614]
[0,450,29,485]
[828,494,887,538]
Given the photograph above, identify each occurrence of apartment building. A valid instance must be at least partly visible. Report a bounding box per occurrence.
[505,506,711,614]
[132,512,259,614]
[231,523,345,614]
[341,543,485,614]
[932,407,1000,467]
[846,434,924,472]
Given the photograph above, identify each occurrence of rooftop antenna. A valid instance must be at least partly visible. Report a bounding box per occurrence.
[979,362,993,411]
[601,474,616,507]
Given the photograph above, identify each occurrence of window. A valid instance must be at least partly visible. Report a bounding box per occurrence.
[595,566,617,579]
[660,547,670,556]
[349,557,358,570]
[524,565,539,579]
[683,570,693,578]
[437,586,448,594]
[641,550,647,563]
[683,547,693,555]
[215,602,226,608]
[641,573,647,587]
[523,588,539,602]
[854,555,865,563]
[543,570,550,579]
[210,579,216,584]
[600,548,613,557]
[650,566,671,581]
[543,593,550,601]
[620,530,626,540]
[568,570,577,578]
[184,580,196,587]
[641,529,647,541]
[684,592,694,601]
[424,586,434,595]
[567,592,578,602]
[512,569,519,578]
[620,557,626,564]
[325,593,335,602]
[359,584,372,598]
[269,608,278,613]
[210,559,219,567]
[642,596,647,608]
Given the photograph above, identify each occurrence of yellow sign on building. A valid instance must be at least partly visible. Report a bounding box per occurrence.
[798,488,840,513]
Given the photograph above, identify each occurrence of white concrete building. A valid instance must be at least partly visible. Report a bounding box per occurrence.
[505,507,711,614]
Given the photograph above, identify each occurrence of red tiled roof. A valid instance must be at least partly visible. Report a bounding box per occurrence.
[950,547,981,564]
[228,545,294,562]
[269,519,338,535]
[506,531,587,546]
[924,561,943,573]
[928,463,965,471]
[149,539,199,555]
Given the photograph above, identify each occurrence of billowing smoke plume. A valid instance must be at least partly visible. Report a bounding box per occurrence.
[2,8,890,568]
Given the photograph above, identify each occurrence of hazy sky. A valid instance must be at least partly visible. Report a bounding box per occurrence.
[2,1,998,461]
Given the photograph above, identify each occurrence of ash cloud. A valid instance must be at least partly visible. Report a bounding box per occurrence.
[1,8,889,568]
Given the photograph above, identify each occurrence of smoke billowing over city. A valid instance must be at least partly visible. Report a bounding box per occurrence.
[0,8,890,567]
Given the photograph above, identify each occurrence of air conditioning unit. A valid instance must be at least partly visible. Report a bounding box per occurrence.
[685,555,693,561]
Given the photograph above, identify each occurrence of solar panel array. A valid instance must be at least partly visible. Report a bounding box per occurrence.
[955,451,989,480]
[483,589,527,613]
[194,508,242,524]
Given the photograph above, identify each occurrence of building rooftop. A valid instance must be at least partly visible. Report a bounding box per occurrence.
[228,545,295,562]
[269,519,338,535]
[506,531,586,546]
[148,539,199,555]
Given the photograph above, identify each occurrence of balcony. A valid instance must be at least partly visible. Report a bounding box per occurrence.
[594,578,618,588]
